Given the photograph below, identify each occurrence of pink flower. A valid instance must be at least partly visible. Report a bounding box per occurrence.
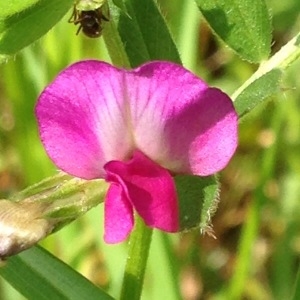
[36,60,238,243]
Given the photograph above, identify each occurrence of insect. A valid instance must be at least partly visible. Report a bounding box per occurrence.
[69,3,109,38]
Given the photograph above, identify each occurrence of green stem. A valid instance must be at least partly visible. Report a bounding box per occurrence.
[103,0,131,68]
[120,215,153,300]
[232,31,300,101]
[291,264,300,300]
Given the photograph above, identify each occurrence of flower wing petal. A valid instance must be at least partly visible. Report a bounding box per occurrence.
[104,184,134,243]
[126,61,238,175]
[104,151,179,232]
[36,61,133,179]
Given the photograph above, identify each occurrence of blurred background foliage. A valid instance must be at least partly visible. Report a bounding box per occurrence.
[0,0,300,299]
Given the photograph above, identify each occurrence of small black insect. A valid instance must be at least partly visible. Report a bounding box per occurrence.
[69,5,109,38]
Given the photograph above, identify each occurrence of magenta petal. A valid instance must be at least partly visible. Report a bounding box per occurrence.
[36,60,237,179]
[164,87,238,176]
[123,61,238,175]
[104,151,179,232]
[104,184,134,243]
[35,61,133,179]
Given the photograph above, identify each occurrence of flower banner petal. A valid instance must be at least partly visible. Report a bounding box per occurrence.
[36,60,238,179]
[104,184,134,243]
[104,151,179,232]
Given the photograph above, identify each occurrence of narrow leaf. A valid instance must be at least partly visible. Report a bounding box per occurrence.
[111,0,128,13]
[234,69,282,117]
[105,0,181,68]
[233,32,300,118]
[0,246,114,300]
[0,0,39,17]
[195,0,272,62]
[0,0,73,56]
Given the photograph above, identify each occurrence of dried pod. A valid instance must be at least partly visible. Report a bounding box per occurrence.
[0,200,53,259]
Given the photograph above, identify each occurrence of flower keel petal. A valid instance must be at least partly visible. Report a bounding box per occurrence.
[104,184,134,243]
[105,151,179,232]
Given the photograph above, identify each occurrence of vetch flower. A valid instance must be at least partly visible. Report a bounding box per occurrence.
[36,60,238,243]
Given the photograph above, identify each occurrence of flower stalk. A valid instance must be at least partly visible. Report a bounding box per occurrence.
[120,215,153,300]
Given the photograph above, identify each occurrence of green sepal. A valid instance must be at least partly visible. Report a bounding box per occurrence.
[175,175,219,233]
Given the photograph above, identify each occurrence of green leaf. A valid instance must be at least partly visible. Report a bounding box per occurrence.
[111,0,128,13]
[195,0,272,63]
[0,0,73,56]
[0,246,114,300]
[104,0,181,68]
[0,0,39,17]
[175,175,219,233]
[232,32,300,118]
[234,69,282,117]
